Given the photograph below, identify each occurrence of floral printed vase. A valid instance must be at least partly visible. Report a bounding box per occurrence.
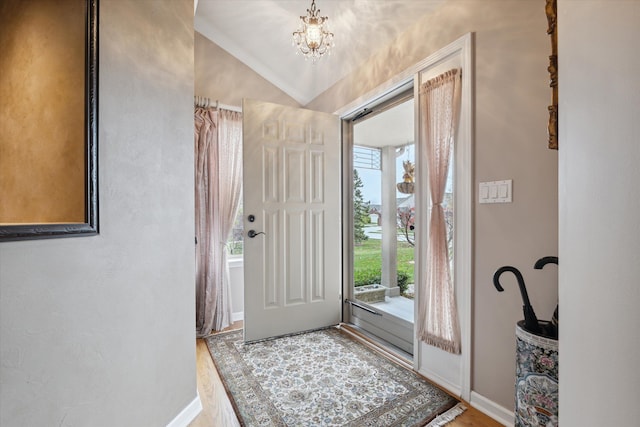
[514,321,558,426]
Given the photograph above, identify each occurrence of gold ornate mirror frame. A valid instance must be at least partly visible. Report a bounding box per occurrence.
[546,0,558,150]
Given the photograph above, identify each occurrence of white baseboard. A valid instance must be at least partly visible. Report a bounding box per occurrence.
[469,391,514,426]
[232,311,244,322]
[418,367,513,427]
[166,392,202,427]
[418,367,462,398]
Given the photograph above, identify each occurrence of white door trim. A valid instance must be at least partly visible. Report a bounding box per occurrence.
[338,33,474,401]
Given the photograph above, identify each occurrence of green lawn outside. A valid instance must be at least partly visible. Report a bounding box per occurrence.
[353,237,415,289]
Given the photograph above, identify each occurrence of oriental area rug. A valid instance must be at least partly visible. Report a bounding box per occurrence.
[205,327,465,426]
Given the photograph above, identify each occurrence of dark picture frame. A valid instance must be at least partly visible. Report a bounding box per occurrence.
[0,0,99,241]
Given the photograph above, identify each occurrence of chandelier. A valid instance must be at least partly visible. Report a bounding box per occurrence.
[292,0,334,62]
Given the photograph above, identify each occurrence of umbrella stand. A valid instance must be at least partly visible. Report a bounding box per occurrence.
[493,261,559,426]
[514,321,558,426]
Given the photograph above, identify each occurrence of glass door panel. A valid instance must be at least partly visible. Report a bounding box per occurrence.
[349,97,415,356]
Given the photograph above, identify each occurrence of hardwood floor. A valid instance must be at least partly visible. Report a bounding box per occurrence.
[190,339,240,427]
[189,324,503,427]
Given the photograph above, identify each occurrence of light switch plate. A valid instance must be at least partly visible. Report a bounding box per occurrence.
[479,180,512,204]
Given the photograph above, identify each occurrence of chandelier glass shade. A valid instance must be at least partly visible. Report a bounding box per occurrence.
[292,0,334,62]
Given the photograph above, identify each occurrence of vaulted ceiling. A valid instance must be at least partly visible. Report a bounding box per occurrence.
[194,0,445,105]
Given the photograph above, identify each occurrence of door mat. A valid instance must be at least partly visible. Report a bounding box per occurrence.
[205,327,465,426]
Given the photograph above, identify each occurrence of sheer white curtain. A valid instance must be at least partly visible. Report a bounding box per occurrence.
[417,69,462,354]
[195,107,243,337]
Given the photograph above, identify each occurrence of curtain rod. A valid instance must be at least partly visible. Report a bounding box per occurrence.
[194,96,242,113]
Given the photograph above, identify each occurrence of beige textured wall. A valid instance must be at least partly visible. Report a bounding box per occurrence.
[195,31,300,108]
[0,0,85,223]
[309,0,558,411]
[0,0,197,425]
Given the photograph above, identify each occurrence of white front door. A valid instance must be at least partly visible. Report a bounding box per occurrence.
[242,99,341,342]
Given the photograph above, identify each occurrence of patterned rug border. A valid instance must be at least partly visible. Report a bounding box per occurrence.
[204,328,251,427]
[205,327,465,427]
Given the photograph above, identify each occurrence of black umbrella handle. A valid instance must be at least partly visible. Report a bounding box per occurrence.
[493,266,533,306]
[534,255,559,330]
[493,266,541,333]
[534,256,558,270]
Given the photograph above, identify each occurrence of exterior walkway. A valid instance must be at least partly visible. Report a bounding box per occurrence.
[364,225,414,242]
[370,295,414,323]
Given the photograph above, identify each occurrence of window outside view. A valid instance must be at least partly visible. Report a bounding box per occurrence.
[353,143,454,317]
[228,198,244,256]
[353,145,416,303]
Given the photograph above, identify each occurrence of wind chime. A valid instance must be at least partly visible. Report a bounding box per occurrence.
[397,159,415,194]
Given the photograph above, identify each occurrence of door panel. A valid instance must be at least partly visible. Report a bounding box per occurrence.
[243,99,341,342]
[345,95,416,357]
